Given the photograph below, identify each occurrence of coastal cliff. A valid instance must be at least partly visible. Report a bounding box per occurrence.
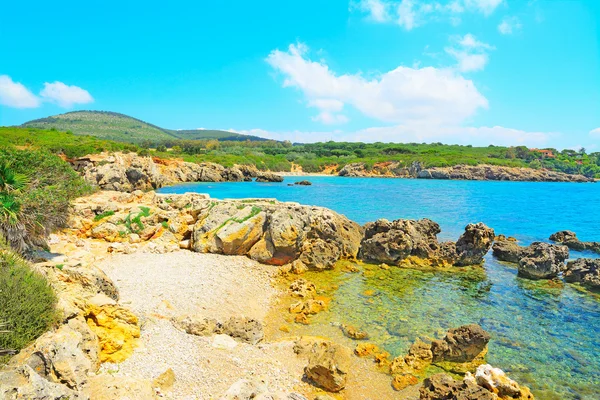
[74,152,283,192]
[338,162,594,182]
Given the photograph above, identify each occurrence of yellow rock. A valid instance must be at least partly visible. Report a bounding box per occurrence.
[152,368,176,391]
[279,325,291,333]
[355,343,379,357]
[85,294,140,363]
[391,374,419,391]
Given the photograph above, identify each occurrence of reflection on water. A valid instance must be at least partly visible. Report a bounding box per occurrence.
[268,256,600,400]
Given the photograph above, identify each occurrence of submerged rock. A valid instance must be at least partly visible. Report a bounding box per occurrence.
[431,324,490,364]
[304,341,351,392]
[549,230,600,253]
[294,180,312,186]
[564,258,600,289]
[390,338,433,375]
[340,324,369,340]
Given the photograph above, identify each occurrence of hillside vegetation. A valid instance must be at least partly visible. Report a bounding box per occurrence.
[2,126,599,178]
[22,111,268,143]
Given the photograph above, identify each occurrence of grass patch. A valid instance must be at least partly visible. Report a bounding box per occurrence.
[0,248,57,365]
[93,210,115,222]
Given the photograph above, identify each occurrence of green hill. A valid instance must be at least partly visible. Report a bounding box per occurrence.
[22,111,268,144]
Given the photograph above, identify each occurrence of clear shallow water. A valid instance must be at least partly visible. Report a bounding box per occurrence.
[159,177,600,399]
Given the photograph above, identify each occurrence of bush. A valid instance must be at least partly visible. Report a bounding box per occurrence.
[0,248,57,365]
[0,148,94,253]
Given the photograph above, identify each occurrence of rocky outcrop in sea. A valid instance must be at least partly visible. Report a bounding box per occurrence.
[564,258,600,290]
[492,240,569,279]
[360,218,495,267]
[549,230,600,254]
[338,162,593,182]
[74,152,283,192]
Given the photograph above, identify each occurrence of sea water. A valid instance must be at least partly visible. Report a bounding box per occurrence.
[158,177,600,399]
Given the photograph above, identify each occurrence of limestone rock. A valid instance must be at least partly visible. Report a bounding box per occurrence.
[390,338,433,375]
[517,242,569,279]
[173,315,218,336]
[304,342,351,392]
[0,365,85,400]
[455,223,495,266]
[492,240,524,263]
[152,368,176,391]
[84,294,140,363]
[564,258,600,289]
[289,279,317,298]
[340,324,369,340]
[219,317,264,345]
[431,324,490,363]
[392,374,419,391]
[83,374,156,400]
[419,373,497,400]
[549,230,600,253]
[472,364,534,399]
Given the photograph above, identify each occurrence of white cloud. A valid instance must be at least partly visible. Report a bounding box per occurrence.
[40,81,93,108]
[354,0,390,22]
[498,16,522,34]
[235,124,551,147]
[590,128,600,137]
[312,112,350,125]
[353,0,503,29]
[445,34,494,72]
[266,42,488,126]
[464,0,503,16]
[0,75,40,108]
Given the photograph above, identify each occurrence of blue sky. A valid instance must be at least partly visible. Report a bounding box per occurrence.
[0,0,598,149]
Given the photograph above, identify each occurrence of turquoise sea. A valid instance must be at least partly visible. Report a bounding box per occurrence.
[159,177,600,399]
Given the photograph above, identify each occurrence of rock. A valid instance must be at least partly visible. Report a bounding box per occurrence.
[354,343,380,357]
[173,315,218,336]
[431,324,490,363]
[212,334,238,350]
[564,258,600,289]
[419,373,497,400]
[191,199,363,270]
[152,368,176,391]
[255,171,284,182]
[472,364,534,399]
[454,223,495,266]
[84,294,140,363]
[390,338,433,375]
[84,374,156,400]
[360,219,493,267]
[314,395,336,400]
[289,279,317,298]
[220,379,268,400]
[0,365,84,400]
[77,152,260,192]
[219,317,264,345]
[304,342,351,392]
[492,240,524,263]
[493,240,570,280]
[294,180,312,186]
[392,374,419,391]
[340,324,369,340]
[549,230,600,253]
[517,242,569,279]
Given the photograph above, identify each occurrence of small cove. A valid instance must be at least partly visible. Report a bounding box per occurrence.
[158,176,600,399]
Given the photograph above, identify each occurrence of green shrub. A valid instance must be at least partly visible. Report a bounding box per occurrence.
[94,210,115,222]
[0,248,57,365]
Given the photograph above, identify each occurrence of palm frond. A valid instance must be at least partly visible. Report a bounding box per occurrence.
[0,163,29,193]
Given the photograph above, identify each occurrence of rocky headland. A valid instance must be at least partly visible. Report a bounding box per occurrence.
[74,152,283,192]
[338,162,593,183]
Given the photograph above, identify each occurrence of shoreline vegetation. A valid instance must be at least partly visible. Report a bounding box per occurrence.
[3,110,600,181]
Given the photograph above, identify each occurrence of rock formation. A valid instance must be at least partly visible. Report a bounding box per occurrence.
[564,258,600,290]
[549,230,600,254]
[303,341,351,392]
[420,364,534,400]
[492,240,569,279]
[430,324,490,364]
[74,152,283,192]
[338,162,591,182]
[360,219,494,267]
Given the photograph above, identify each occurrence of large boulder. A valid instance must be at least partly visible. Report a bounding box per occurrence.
[304,342,352,392]
[492,240,524,263]
[454,223,495,266]
[472,364,534,399]
[360,219,493,267]
[431,324,490,363]
[549,230,600,253]
[564,258,600,289]
[517,242,569,279]
[255,171,284,182]
[0,365,85,400]
[191,200,363,270]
